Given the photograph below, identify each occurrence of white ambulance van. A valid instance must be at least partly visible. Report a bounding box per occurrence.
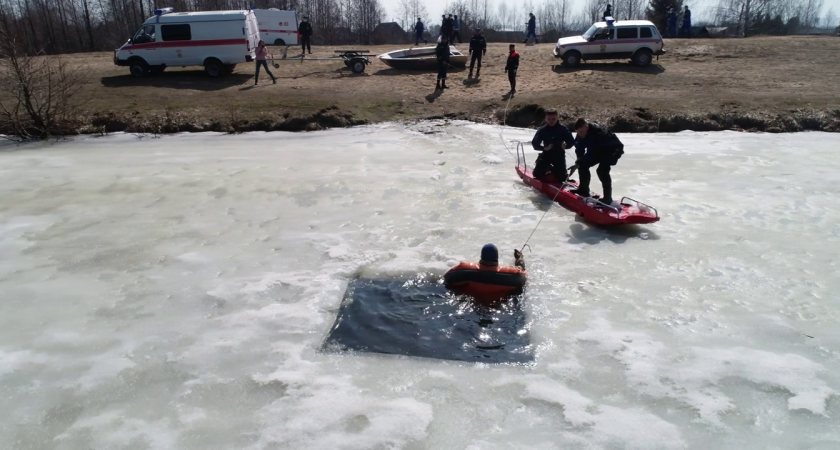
[253,8,299,46]
[114,7,260,78]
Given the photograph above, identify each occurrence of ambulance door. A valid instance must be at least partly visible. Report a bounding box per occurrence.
[159,23,195,66]
[130,25,160,66]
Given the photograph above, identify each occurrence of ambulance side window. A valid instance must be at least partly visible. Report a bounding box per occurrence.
[640,27,653,38]
[161,24,192,41]
[133,25,156,43]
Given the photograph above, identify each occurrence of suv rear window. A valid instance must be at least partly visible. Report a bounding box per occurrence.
[640,27,653,38]
[161,24,191,41]
[617,28,638,39]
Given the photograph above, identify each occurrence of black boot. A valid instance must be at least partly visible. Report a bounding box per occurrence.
[476,68,480,78]
[468,69,473,78]
[272,77,277,84]
[571,189,590,197]
[601,186,613,204]
[435,80,441,90]
[442,80,449,89]
[254,76,258,85]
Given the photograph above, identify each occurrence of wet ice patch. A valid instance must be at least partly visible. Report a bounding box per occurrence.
[575,316,836,424]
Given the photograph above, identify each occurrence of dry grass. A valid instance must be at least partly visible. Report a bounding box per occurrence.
[3,36,840,135]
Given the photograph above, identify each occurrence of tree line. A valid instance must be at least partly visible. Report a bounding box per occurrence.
[0,0,837,56]
[0,0,385,55]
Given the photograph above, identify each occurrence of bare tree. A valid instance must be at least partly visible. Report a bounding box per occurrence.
[0,33,88,139]
[396,0,428,31]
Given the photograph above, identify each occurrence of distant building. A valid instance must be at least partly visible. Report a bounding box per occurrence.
[372,22,407,45]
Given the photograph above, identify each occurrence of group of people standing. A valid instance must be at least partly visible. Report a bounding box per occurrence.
[531,111,624,205]
[416,14,462,46]
[668,6,692,38]
[434,27,519,93]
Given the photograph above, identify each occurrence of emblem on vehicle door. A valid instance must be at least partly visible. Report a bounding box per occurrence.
[176,49,183,58]
[600,45,606,53]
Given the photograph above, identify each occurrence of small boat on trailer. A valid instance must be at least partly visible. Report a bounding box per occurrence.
[378,46,468,70]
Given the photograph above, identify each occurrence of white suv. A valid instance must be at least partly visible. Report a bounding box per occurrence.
[553,20,665,67]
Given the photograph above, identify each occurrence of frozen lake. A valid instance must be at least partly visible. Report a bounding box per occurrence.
[1,123,839,449]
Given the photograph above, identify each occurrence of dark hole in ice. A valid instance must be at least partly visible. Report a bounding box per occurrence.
[321,275,534,364]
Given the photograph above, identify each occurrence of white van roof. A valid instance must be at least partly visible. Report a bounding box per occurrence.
[144,10,250,25]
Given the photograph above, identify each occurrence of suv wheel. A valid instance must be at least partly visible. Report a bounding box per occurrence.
[563,51,581,68]
[632,49,653,67]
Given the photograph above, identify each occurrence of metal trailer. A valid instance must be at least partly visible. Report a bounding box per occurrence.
[274,46,373,74]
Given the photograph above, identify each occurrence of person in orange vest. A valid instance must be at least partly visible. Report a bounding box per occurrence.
[504,44,520,94]
[444,244,526,303]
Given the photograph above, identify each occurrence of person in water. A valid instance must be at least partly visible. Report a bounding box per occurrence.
[531,109,575,183]
[444,244,526,303]
[570,118,624,205]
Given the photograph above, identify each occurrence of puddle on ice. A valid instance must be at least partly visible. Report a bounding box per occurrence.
[1,123,839,449]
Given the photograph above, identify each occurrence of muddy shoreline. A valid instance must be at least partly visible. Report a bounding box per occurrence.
[60,104,838,136]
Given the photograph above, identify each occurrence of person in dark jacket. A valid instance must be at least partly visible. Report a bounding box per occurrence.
[570,118,624,205]
[468,28,487,78]
[452,15,461,43]
[298,16,313,54]
[504,44,519,93]
[524,13,538,43]
[441,14,454,40]
[603,4,613,20]
[435,36,450,90]
[531,110,576,182]
[414,18,428,45]
[667,8,678,38]
[681,6,692,37]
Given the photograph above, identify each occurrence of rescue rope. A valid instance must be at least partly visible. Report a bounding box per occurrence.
[500,94,515,157]
[519,187,563,252]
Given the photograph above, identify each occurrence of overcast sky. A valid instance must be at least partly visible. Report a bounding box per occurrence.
[380,0,840,27]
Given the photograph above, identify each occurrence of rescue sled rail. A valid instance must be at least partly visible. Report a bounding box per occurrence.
[584,198,622,215]
[515,141,526,172]
[619,197,659,218]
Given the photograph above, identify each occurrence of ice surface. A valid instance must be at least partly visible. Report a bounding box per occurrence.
[1,124,839,449]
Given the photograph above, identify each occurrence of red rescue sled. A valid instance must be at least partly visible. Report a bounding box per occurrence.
[514,143,659,226]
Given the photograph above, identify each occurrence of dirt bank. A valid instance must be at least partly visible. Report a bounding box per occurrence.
[3,36,840,136]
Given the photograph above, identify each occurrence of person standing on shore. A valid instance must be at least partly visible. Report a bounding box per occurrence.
[452,15,462,43]
[504,44,519,94]
[254,40,277,86]
[298,16,313,54]
[468,28,486,79]
[681,6,692,38]
[435,36,450,90]
[414,18,428,45]
[667,8,678,38]
[441,14,454,41]
[524,13,538,43]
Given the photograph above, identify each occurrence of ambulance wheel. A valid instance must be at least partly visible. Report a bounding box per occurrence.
[204,59,224,77]
[632,49,653,67]
[273,39,286,46]
[129,60,149,78]
[350,58,366,74]
[562,51,581,68]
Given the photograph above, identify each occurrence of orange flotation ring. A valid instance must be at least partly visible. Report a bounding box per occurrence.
[444,262,527,301]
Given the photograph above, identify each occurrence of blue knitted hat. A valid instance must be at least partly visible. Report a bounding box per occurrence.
[480,243,499,265]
